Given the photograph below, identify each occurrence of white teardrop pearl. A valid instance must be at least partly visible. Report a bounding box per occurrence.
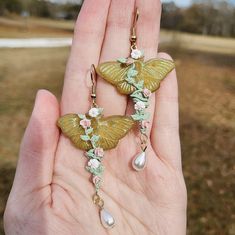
[100,209,115,229]
[132,151,147,171]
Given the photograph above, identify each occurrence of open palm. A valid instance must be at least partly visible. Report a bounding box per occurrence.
[4,0,187,234]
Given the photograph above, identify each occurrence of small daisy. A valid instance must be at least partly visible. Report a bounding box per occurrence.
[134,101,146,111]
[88,159,100,169]
[131,49,142,60]
[89,108,100,118]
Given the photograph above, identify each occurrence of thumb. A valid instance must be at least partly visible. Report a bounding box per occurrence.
[11,89,59,195]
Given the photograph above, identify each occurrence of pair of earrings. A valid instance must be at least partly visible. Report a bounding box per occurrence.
[58,9,175,229]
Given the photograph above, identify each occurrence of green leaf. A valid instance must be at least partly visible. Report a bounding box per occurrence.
[131,111,150,121]
[85,128,93,135]
[127,68,138,77]
[80,135,90,141]
[94,165,105,175]
[87,149,94,154]
[117,58,127,63]
[125,76,135,84]
[91,135,99,143]
[86,166,93,174]
[132,96,148,103]
[134,80,144,89]
[137,80,144,87]
[86,149,95,158]
[130,93,147,101]
[143,112,150,120]
[132,89,143,96]
[140,49,145,57]
[78,114,86,119]
[86,149,102,160]
[98,108,104,114]
[131,113,144,121]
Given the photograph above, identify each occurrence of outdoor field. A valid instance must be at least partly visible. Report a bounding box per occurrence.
[0,17,235,235]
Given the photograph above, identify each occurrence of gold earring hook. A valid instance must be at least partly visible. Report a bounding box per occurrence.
[133,8,139,28]
[90,64,97,107]
[130,8,139,50]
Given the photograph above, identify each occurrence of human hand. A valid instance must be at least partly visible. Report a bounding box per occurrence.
[4,0,187,234]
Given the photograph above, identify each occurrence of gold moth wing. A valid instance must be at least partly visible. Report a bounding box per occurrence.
[96,59,175,95]
[57,114,134,151]
[96,62,135,95]
[94,116,135,150]
[57,114,92,150]
[136,58,175,92]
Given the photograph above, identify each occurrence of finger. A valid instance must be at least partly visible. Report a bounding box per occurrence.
[136,0,161,56]
[125,0,162,132]
[97,0,135,115]
[61,0,111,114]
[151,52,182,170]
[11,90,59,195]
[55,1,111,184]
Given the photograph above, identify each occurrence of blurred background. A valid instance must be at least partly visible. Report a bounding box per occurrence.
[0,0,234,234]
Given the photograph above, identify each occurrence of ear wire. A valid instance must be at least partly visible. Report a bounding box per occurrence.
[90,64,97,107]
[130,8,139,50]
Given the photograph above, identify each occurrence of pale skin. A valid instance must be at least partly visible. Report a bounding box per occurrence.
[4,0,187,234]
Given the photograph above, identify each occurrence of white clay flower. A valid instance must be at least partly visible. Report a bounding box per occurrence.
[134,101,146,111]
[94,147,104,157]
[80,119,91,129]
[143,88,152,98]
[89,108,100,117]
[131,49,142,60]
[88,159,100,169]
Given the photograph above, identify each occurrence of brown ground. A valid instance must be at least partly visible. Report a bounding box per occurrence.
[0,17,235,235]
[160,30,235,55]
[167,47,235,235]
[0,16,74,38]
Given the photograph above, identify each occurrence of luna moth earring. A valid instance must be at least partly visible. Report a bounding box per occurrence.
[96,9,175,172]
[57,65,134,229]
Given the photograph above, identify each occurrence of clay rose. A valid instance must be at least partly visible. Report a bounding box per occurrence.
[141,120,150,129]
[80,118,91,129]
[92,175,101,185]
[143,88,152,98]
[94,147,104,157]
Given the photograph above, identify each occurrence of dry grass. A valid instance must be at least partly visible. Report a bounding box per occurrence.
[167,48,235,235]
[160,30,235,55]
[1,16,235,56]
[0,20,235,234]
[0,48,68,162]
[0,47,68,234]
[0,16,74,38]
